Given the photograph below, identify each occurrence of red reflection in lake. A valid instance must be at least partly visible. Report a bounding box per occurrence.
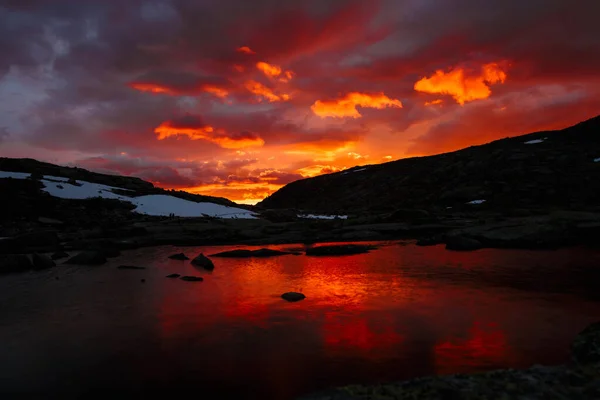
[2,241,599,399]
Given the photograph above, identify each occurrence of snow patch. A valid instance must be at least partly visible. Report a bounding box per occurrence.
[466,199,486,205]
[0,171,31,179]
[594,157,600,163]
[298,214,348,220]
[524,139,544,144]
[353,168,367,172]
[0,171,257,219]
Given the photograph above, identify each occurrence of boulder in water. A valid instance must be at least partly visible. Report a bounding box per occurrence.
[191,253,214,270]
[168,253,189,260]
[210,248,291,258]
[117,265,145,270]
[305,244,374,256]
[180,275,204,282]
[281,292,306,302]
[166,273,181,278]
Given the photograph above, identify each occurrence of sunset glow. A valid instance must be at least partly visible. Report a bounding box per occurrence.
[311,92,403,118]
[414,62,508,105]
[1,1,597,204]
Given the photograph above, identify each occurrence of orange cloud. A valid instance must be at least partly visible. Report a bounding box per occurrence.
[425,99,443,106]
[155,120,264,149]
[237,46,256,54]
[244,80,290,102]
[129,82,228,99]
[414,62,508,105]
[129,83,172,94]
[311,92,403,118]
[279,70,295,83]
[256,61,282,78]
[203,85,229,98]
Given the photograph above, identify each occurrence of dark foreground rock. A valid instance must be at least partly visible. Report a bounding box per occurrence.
[0,254,33,274]
[305,244,375,256]
[281,292,306,302]
[191,253,214,270]
[572,321,600,365]
[445,235,483,251]
[210,248,292,258]
[168,253,189,260]
[51,251,69,260]
[298,321,600,400]
[180,275,203,282]
[117,265,146,270]
[166,273,181,278]
[32,253,55,269]
[65,251,107,265]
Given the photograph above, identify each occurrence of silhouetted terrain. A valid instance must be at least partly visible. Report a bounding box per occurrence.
[258,115,600,214]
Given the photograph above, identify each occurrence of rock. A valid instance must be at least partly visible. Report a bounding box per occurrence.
[32,253,55,270]
[260,209,298,222]
[388,208,431,222]
[180,275,204,282]
[12,230,59,248]
[416,236,443,246]
[340,230,382,240]
[51,251,69,260]
[305,244,375,256]
[210,248,291,258]
[191,253,214,270]
[0,254,33,274]
[281,292,306,302]
[117,265,145,270]
[168,253,189,260]
[65,251,107,265]
[140,279,145,283]
[37,217,64,226]
[572,321,600,365]
[93,246,120,258]
[166,273,181,278]
[445,235,483,251]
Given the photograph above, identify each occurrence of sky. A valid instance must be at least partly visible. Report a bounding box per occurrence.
[1,0,599,204]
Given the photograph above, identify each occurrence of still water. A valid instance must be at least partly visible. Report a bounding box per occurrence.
[0,241,599,399]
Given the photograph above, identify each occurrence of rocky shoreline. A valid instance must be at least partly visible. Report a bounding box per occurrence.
[298,322,600,400]
[2,208,600,274]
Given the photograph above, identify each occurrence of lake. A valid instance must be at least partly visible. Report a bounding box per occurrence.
[0,241,599,399]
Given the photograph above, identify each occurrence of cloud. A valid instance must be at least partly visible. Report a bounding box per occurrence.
[256,61,282,78]
[0,128,9,142]
[414,62,508,105]
[128,71,230,98]
[237,46,256,54]
[424,99,443,106]
[311,92,403,118]
[244,80,290,102]
[154,115,265,149]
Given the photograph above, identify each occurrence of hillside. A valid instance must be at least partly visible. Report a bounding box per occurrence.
[258,115,600,214]
[0,157,245,209]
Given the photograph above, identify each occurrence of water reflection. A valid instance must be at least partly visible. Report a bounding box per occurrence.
[0,241,599,399]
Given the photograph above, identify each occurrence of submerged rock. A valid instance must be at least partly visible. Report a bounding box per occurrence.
[281,292,306,302]
[168,253,189,260]
[117,265,146,270]
[210,248,292,258]
[572,321,600,365]
[305,244,374,256]
[180,275,203,282]
[445,235,483,251]
[65,251,107,265]
[166,273,181,278]
[51,251,69,260]
[32,253,55,270]
[191,253,214,270]
[0,254,33,274]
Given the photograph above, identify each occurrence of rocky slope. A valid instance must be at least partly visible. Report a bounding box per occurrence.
[0,157,245,208]
[258,115,600,214]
